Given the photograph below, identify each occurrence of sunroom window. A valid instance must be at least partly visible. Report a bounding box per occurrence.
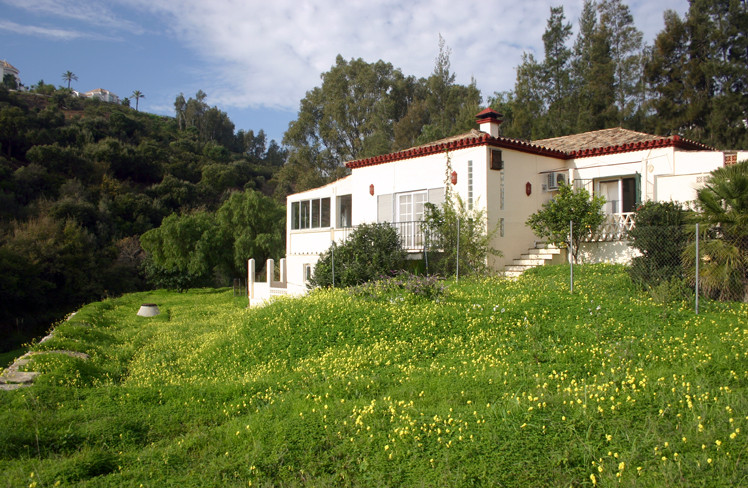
[291,197,330,230]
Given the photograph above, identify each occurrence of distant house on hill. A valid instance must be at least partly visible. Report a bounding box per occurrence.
[1,59,21,87]
[247,108,748,305]
[83,88,120,104]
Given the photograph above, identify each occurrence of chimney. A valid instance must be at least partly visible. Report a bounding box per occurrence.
[475,108,503,138]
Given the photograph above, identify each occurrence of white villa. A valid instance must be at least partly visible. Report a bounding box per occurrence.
[248,108,746,305]
[83,88,120,104]
[1,59,21,87]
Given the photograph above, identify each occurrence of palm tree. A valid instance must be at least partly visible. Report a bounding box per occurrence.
[684,160,748,301]
[61,71,78,90]
[131,90,145,111]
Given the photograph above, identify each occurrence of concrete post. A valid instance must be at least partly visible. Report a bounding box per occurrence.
[247,259,255,300]
[279,258,287,284]
[266,258,275,284]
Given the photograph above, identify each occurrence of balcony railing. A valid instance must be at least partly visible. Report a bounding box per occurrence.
[329,221,428,252]
[585,212,636,242]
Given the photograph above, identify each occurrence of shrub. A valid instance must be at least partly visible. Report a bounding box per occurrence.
[349,272,447,302]
[310,223,406,287]
[628,201,689,287]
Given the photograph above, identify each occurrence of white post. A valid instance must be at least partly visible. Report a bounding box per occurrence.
[247,259,255,301]
[279,258,287,285]
[266,258,275,284]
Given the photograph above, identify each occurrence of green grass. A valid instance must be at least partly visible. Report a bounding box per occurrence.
[0,265,745,487]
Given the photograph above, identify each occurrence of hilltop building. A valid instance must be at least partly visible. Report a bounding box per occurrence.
[248,108,747,305]
[1,59,21,87]
[83,88,120,104]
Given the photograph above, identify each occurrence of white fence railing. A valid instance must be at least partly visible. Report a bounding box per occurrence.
[586,212,636,242]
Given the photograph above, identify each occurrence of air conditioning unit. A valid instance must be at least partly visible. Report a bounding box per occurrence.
[546,172,567,190]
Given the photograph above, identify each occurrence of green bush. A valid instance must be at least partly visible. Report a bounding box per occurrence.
[628,201,688,287]
[310,223,406,287]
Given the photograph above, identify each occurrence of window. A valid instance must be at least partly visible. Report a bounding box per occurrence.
[291,197,331,229]
[398,191,427,222]
[303,264,312,282]
[337,194,352,228]
[597,176,638,214]
[491,149,503,170]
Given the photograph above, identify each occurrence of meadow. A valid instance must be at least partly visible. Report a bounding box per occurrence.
[0,264,745,487]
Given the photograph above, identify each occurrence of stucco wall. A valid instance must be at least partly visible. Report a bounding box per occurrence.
[486,148,566,268]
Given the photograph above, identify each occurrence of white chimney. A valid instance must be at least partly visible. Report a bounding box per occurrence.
[475,108,503,138]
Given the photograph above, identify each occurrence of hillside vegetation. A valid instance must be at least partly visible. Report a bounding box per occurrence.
[0,88,286,346]
[0,265,745,487]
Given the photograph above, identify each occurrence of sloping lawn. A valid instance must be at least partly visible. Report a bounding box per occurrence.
[0,264,745,487]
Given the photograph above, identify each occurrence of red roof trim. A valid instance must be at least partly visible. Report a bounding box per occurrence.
[345,131,715,169]
[345,134,567,169]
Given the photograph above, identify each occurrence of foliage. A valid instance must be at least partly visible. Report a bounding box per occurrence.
[684,159,748,301]
[644,0,748,148]
[0,265,745,486]
[349,272,447,303]
[310,223,406,288]
[0,87,286,343]
[628,201,689,287]
[139,211,221,290]
[282,40,481,194]
[526,183,606,262]
[215,190,286,277]
[422,193,499,277]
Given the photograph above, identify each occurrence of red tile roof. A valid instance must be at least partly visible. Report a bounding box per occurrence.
[344,125,715,169]
[533,127,713,157]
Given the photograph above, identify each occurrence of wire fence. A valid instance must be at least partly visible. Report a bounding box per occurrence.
[569,221,747,314]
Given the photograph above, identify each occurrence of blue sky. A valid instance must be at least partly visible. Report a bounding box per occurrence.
[1,0,689,145]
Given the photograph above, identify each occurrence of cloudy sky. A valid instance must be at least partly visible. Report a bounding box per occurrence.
[1,0,689,143]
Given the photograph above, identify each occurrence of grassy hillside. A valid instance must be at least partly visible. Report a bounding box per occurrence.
[0,265,745,487]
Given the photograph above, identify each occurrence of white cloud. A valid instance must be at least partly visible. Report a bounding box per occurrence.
[1,0,144,34]
[6,0,691,113]
[0,19,89,40]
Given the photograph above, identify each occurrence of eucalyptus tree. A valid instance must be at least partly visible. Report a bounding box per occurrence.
[283,55,415,189]
[596,0,644,125]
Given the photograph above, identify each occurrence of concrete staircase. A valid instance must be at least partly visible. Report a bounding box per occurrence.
[503,242,564,278]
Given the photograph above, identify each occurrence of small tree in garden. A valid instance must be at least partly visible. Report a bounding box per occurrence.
[628,201,689,287]
[422,194,500,276]
[310,223,406,288]
[526,183,606,262]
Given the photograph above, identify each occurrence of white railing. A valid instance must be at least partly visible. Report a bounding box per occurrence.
[586,212,636,242]
[327,221,427,252]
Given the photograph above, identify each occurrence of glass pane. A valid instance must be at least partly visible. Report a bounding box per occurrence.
[414,193,426,221]
[291,202,300,230]
[600,181,619,214]
[300,200,310,229]
[337,195,352,228]
[321,198,330,227]
[311,199,321,228]
[622,178,636,212]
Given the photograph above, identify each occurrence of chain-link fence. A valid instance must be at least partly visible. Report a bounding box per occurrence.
[570,220,747,313]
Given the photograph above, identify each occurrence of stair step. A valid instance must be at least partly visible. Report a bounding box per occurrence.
[513,258,547,266]
[521,253,556,260]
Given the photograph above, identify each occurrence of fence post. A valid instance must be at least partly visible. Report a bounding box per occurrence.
[569,221,574,294]
[247,258,255,305]
[331,241,335,287]
[695,223,699,315]
[456,218,460,281]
